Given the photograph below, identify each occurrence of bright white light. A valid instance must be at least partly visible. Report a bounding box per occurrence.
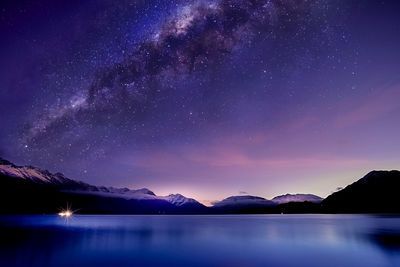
[58,210,73,217]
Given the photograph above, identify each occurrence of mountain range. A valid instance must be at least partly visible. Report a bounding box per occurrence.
[0,157,399,214]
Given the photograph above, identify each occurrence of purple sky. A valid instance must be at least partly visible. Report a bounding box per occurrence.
[0,0,399,204]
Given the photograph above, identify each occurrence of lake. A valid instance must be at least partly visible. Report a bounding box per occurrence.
[0,214,399,266]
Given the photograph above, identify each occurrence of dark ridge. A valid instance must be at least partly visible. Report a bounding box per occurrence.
[0,157,14,166]
[321,170,400,213]
[1,156,400,214]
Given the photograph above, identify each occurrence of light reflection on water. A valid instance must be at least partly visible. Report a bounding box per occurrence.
[0,214,399,266]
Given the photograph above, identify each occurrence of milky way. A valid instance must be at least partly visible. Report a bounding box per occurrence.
[22,0,336,158]
[1,0,400,202]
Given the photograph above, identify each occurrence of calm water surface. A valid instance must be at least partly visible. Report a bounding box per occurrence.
[0,214,399,266]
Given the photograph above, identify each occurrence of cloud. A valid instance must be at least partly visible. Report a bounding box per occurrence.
[120,138,370,172]
[334,85,400,128]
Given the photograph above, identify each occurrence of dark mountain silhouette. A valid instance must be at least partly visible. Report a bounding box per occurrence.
[211,195,275,213]
[1,157,399,214]
[321,170,400,213]
[0,157,208,214]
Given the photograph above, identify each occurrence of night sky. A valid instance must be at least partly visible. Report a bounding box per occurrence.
[1,0,399,205]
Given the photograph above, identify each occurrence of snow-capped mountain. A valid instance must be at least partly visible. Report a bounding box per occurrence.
[213,195,275,207]
[0,157,83,186]
[271,194,323,204]
[161,194,199,206]
[3,156,396,214]
[0,157,202,207]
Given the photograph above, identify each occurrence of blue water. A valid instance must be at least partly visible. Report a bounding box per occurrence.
[0,215,399,267]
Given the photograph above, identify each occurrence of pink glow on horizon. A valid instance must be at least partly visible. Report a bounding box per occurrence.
[106,83,400,202]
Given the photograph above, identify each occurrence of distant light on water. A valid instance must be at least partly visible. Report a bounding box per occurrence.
[58,210,72,217]
[58,204,74,218]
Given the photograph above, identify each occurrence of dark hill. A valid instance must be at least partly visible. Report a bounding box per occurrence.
[321,170,400,213]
